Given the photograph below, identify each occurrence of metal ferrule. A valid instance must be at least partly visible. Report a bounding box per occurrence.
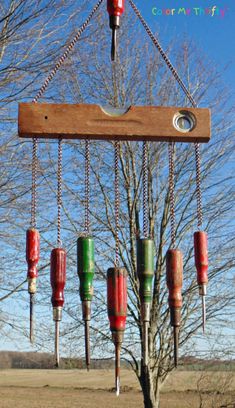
[82,300,91,321]
[28,278,37,295]
[53,307,62,322]
[109,15,120,29]
[141,302,151,323]
[170,307,181,327]
[199,283,207,296]
[112,331,124,345]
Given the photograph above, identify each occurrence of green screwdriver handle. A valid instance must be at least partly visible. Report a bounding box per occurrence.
[137,239,154,303]
[77,237,95,302]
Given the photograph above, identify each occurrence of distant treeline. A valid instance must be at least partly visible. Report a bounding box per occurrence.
[0,351,124,370]
[0,352,234,370]
[179,356,235,371]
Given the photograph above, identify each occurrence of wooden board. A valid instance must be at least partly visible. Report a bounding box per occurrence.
[18,103,211,143]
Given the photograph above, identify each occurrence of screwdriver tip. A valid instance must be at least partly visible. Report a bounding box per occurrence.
[116,376,120,397]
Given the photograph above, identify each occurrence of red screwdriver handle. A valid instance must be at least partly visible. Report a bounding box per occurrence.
[166,249,183,309]
[107,0,125,17]
[50,248,66,308]
[166,249,183,367]
[107,268,127,333]
[26,228,40,280]
[194,231,208,286]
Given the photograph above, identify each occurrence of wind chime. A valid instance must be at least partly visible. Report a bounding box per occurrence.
[22,0,210,396]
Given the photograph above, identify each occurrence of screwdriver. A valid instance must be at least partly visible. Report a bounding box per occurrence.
[194,231,208,333]
[107,267,127,396]
[50,247,66,367]
[107,0,125,61]
[77,236,95,371]
[166,248,183,367]
[137,238,154,369]
[26,228,40,344]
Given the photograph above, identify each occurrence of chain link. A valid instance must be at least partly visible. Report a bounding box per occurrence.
[168,143,176,249]
[30,138,38,229]
[33,0,104,103]
[114,142,120,268]
[128,0,203,229]
[142,141,148,239]
[85,140,90,235]
[194,143,203,228]
[57,139,63,248]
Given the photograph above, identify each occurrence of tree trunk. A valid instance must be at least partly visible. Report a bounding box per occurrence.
[139,364,160,408]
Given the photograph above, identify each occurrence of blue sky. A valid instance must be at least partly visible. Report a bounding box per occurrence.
[133,0,235,93]
[1,0,234,355]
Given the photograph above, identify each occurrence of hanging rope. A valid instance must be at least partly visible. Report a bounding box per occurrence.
[57,139,63,248]
[128,0,203,229]
[84,140,91,236]
[30,138,38,229]
[168,142,176,249]
[142,141,148,239]
[114,142,120,268]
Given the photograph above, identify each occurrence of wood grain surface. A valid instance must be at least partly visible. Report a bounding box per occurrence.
[18,103,211,143]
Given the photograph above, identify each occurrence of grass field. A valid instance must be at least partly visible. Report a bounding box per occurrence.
[0,369,234,408]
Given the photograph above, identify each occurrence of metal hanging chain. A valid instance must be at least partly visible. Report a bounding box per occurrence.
[29,0,103,230]
[128,0,203,228]
[84,140,91,236]
[57,139,63,248]
[128,0,197,107]
[194,143,203,228]
[114,142,120,268]
[168,142,176,249]
[142,141,148,239]
[33,0,104,103]
[30,138,38,229]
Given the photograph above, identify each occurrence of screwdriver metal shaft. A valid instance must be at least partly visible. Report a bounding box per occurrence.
[173,326,179,368]
[55,320,60,368]
[202,295,206,334]
[115,343,121,396]
[143,320,149,368]
[85,320,90,371]
[30,293,35,344]
[111,28,117,61]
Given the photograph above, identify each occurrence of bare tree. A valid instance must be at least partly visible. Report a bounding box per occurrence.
[0,3,234,408]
